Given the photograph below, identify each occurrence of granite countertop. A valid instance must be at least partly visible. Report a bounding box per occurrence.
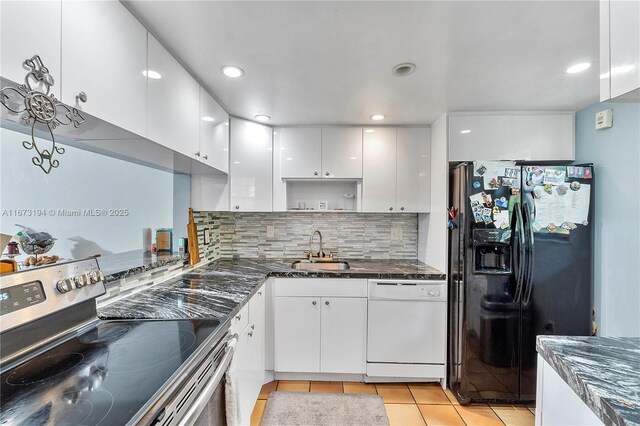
[97,258,445,321]
[96,249,187,282]
[537,336,640,426]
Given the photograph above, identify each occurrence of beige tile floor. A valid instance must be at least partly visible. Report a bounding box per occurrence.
[251,381,535,426]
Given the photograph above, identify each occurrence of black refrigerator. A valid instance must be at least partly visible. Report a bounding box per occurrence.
[448,161,594,404]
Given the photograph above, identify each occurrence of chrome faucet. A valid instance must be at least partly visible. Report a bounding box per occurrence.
[308,229,323,259]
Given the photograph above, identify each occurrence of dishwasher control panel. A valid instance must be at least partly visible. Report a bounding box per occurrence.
[368,280,447,301]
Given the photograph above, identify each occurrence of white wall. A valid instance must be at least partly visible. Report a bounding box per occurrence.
[575,102,640,337]
[419,114,448,273]
[0,127,189,259]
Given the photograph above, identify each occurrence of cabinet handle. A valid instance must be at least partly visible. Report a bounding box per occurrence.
[235,314,241,321]
[248,331,253,337]
[235,205,240,210]
[325,301,330,305]
[400,206,405,211]
[314,171,318,176]
[251,324,255,330]
[312,301,317,305]
[195,151,201,157]
[325,172,330,176]
[203,155,208,160]
[76,91,87,103]
[389,207,394,211]
[258,291,262,296]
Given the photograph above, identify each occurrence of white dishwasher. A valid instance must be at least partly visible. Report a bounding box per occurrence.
[367,279,447,382]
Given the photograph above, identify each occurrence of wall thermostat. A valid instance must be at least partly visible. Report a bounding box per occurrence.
[595,109,613,130]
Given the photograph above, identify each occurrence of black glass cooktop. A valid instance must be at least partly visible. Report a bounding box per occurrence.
[0,318,221,425]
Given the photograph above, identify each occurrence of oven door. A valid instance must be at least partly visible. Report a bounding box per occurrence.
[151,333,238,426]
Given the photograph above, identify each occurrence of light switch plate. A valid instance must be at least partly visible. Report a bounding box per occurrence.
[391,227,403,241]
[266,225,275,238]
[204,229,211,245]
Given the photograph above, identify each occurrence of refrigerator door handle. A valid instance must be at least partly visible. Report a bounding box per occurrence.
[522,202,535,305]
[510,202,526,303]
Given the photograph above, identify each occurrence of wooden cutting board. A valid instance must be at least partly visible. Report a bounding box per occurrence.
[187,208,200,265]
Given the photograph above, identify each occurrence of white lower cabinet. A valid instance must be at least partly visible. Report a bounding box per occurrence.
[233,285,266,425]
[273,279,368,374]
[536,355,603,426]
[274,297,321,373]
[320,297,367,374]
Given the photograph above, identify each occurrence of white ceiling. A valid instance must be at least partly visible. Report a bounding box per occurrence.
[124,1,600,126]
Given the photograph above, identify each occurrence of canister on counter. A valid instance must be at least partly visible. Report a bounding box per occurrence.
[156,228,173,253]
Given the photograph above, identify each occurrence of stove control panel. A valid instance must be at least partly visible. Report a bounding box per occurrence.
[0,258,106,333]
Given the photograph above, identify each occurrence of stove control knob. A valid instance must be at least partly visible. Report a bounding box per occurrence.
[74,275,86,288]
[56,279,73,293]
[89,271,102,284]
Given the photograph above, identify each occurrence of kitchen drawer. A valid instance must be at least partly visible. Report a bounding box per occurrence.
[274,278,367,297]
[229,303,249,335]
[366,363,445,379]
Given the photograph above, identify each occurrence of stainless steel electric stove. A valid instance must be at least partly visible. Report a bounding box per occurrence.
[0,258,235,426]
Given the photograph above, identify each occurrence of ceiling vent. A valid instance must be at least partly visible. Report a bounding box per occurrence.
[392,63,416,77]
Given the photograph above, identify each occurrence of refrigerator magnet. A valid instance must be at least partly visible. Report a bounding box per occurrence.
[546,223,557,233]
[556,185,568,196]
[584,167,592,179]
[495,197,509,209]
[505,168,519,178]
[475,165,487,176]
[570,181,581,191]
[575,167,585,178]
[473,181,481,189]
[544,184,553,194]
[567,166,576,178]
[502,177,515,187]
[532,221,542,232]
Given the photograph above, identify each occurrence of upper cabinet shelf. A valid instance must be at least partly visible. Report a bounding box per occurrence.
[0,0,228,176]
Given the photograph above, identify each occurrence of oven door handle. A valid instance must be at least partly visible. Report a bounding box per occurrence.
[178,333,238,426]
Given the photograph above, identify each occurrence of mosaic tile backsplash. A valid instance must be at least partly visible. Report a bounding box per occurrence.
[193,212,418,261]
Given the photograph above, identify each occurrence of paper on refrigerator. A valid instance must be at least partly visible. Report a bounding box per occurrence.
[533,184,590,227]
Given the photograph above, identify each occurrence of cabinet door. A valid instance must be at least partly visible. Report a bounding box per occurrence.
[510,114,574,161]
[279,128,321,178]
[230,117,273,211]
[609,0,640,98]
[320,297,367,374]
[61,1,147,137]
[274,297,320,373]
[237,289,266,425]
[147,34,200,159]
[396,128,431,213]
[363,128,397,212]
[199,87,229,173]
[449,115,511,161]
[1,1,61,96]
[321,128,363,178]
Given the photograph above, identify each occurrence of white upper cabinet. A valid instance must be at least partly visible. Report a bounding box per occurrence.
[230,117,273,211]
[279,128,322,178]
[608,0,640,99]
[199,87,229,173]
[321,128,363,179]
[449,115,511,161]
[61,1,147,137]
[397,128,431,213]
[363,128,397,212]
[147,34,200,158]
[1,1,61,97]
[449,114,575,162]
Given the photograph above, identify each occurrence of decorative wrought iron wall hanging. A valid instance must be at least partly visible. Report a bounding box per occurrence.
[1,55,85,174]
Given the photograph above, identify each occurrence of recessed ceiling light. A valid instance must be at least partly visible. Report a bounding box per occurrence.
[254,114,271,122]
[143,70,162,79]
[233,161,240,164]
[201,116,215,122]
[565,62,592,74]
[364,129,375,133]
[460,129,471,134]
[350,156,357,160]
[221,65,244,78]
[286,157,293,161]
[224,122,229,126]
[392,63,416,77]
[370,114,385,121]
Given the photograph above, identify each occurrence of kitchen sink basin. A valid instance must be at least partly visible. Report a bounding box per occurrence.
[291,260,350,271]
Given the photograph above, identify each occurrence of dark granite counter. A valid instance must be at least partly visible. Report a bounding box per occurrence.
[537,336,640,426]
[98,258,445,321]
[96,249,187,282]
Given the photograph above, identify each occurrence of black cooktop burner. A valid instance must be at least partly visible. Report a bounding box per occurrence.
[0,318,221,426]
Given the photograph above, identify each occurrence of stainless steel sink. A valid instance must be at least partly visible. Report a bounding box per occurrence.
[291,260,350,271]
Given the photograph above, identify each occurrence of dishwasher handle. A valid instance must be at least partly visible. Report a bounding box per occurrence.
[178,334,238,426]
